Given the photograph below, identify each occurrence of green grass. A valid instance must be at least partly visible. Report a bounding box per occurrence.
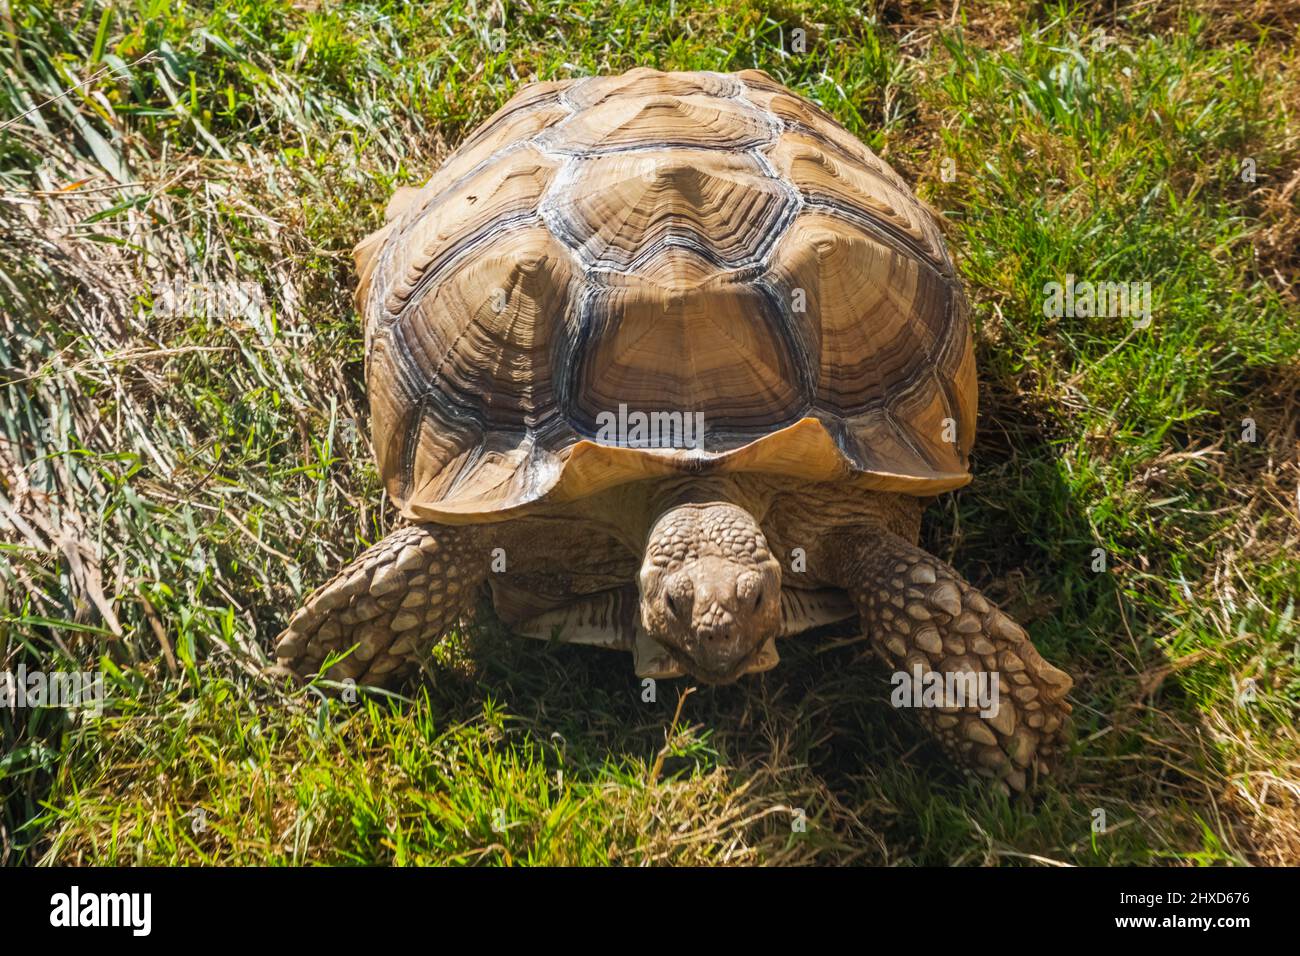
[1,0,1297,865]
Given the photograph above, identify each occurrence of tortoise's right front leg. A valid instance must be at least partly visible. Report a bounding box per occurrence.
[273,523,489,686]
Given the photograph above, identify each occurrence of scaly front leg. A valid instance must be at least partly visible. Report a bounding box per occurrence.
[829,528,1073,793]
[273,523,489,686]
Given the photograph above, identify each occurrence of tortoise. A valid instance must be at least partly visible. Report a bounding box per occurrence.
[274,67,1073,791]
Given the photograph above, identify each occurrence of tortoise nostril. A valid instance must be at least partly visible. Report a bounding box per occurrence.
[701,623,731,642]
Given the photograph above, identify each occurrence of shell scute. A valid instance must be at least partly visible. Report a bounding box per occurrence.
[542,149,797,272]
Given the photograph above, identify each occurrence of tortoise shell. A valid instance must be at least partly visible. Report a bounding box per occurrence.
[354,68,976,522]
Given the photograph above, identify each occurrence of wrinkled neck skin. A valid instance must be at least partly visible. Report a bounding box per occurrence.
[645,475,770,528]
[560,475,923,570]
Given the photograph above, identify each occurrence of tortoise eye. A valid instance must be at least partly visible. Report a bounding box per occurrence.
[665,582,692,619]
[665,592,683,619]
[736,572,764,610]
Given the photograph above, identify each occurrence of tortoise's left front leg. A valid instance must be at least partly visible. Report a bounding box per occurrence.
[827,527,1073,793]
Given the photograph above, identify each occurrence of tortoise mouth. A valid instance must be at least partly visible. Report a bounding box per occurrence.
[663,636,767,685]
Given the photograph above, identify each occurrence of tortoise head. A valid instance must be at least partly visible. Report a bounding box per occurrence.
[638,502,782,683]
